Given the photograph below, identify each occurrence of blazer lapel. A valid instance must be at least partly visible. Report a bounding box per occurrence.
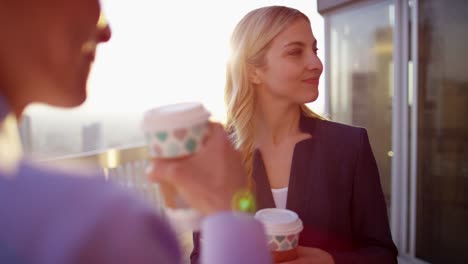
[286,139,317,214]
[253,150,275,209]
[252,114,319,212]
[287,114,318,212]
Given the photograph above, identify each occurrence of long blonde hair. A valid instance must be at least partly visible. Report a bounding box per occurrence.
[225,6,324,188]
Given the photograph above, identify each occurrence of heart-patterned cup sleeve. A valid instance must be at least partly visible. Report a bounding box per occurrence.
[146,122,209,158]
[267,233,299,251]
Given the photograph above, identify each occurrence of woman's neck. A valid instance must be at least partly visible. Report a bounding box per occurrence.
[255,102,302,146]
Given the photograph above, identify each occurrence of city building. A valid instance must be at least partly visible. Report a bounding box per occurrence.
[18,114,33,156]
[82,122,104,153]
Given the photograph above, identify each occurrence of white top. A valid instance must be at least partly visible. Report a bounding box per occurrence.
[271,187,288,209]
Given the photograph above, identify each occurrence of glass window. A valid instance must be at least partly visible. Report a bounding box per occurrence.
[328,1,394,208]
[415,0,468,262]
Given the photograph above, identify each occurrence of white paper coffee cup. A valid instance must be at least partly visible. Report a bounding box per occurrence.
[255,208,303,262]
[142,102,211,158]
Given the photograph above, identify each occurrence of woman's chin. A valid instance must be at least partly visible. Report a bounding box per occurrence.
[303,90,319,104]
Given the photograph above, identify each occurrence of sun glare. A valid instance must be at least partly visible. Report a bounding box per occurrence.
[27,0,324,120]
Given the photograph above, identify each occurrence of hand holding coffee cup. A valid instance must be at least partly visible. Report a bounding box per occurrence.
[255,208,304,263]
[142,102,211,230]
[144,102,249,228]
[278,246,335,264]
[150,123,248,214]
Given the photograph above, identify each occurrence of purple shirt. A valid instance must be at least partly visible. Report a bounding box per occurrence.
[0,162,271,264]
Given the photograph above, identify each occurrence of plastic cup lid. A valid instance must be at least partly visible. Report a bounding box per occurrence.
[142,102,211,131]
[255,208,303,236]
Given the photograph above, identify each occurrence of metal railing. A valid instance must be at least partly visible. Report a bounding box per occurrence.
[41,144,165,211]
[43,143,148,171]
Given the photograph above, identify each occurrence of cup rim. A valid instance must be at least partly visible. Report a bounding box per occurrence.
[255,208,303,236]
[142,102,210,131]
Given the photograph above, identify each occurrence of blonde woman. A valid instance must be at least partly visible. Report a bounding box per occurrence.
[191,6,398,264]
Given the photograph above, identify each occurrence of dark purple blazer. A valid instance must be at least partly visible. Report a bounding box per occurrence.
[191,115,398,263]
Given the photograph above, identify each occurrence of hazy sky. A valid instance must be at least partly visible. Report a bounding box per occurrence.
[26,0,325,123]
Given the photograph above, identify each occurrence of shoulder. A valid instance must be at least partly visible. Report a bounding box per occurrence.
[302,116,367,145]
[15,160,170,230]
[1,162,180,263]
[13,162,134,212]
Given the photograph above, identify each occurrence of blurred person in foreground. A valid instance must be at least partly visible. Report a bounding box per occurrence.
[0,0,270,263]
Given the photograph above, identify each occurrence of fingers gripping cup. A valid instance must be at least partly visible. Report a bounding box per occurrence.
[142,102,211,231]
[255,208,303,263]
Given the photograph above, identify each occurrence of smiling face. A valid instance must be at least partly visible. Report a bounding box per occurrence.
[253,18,323,105]
[0,0,111,114]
